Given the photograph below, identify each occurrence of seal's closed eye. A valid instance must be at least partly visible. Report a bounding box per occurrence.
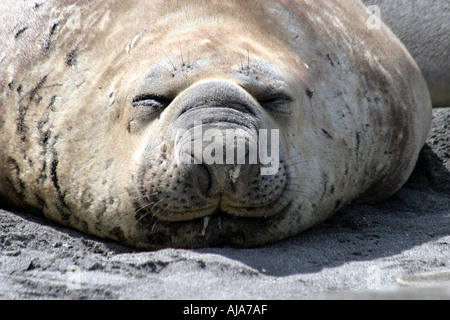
[132,94,172,111]
[257,94,293,114]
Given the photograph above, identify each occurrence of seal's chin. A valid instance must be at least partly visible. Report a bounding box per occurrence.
[133,198,294,248]
[133,187,290,223]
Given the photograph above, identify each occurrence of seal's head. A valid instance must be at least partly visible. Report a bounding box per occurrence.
[0,0,431,249]
[115,6,310,247]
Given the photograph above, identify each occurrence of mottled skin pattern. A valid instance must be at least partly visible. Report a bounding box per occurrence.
[0,0,431,249]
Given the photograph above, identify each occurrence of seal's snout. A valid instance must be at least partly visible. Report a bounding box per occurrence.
[173,127,286,219]
[177,125,261,197]
[175,79,261,120]
[134,79,288,223]
[161,79,287,219]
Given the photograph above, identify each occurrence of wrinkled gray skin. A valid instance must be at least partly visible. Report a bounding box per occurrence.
[362,0,450,107]
[0,0,431,249]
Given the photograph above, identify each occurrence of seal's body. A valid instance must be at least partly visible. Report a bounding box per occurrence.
[0,0,431,249]
[362,0,450,107]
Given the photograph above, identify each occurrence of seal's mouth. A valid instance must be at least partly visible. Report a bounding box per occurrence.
[134,199,293,248]
[135,197,288,223]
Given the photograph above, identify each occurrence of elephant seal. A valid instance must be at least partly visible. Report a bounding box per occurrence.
[0,0,431,249]
[362,0,450,107]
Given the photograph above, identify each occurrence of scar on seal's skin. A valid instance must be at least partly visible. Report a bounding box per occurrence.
[66,47,79,67]
[321,129,333,140]
[44,22,59,52]
[326,53,335,66]
[14,27,29,39]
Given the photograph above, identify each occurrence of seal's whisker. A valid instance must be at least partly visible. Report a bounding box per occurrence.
[126,189,148,194]
[124,190,160,200]
[160,203,172,217]
[284,176,307,181]
[161,48,177,72]
[147,204,172,233]
[126,169,141,174]
[179,39,185,66]
[283,189,309,195]
[246,45,251,69]
[283,152,303,162]
[187,49,191,67]
[127,194,156,201]
[133,178,164,184]
[285,183,306,187]
[126,185,161,193]
[125,188,150,193]
[134,201,154,214]
[132,202,157,226]
[133,198,166,227]
[151,199,164,211]
[284,160,305,168]
[151,219,159,232]
[282,184,309,193]
[129,193,161,202]
[264,195,293,213]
